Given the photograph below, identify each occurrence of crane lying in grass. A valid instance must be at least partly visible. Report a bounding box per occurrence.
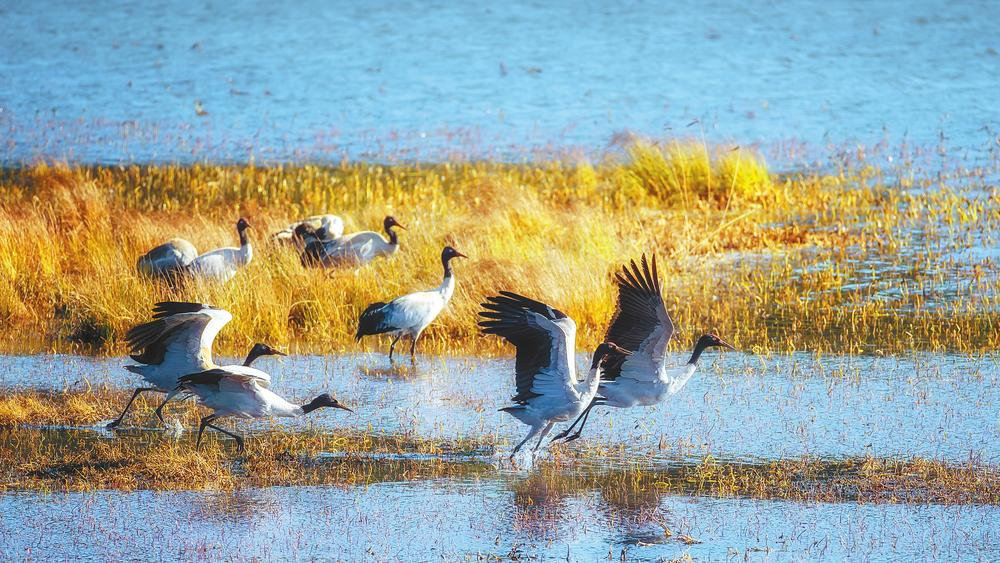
[186,217,254,282]
[551,255,735,443]
[136,218,254,284]
[111,301,284,429]
[304,215,404,268]
[356,246,466,361]
[175,368,354,453]
[136,238,198,282]
[478,291,629,460]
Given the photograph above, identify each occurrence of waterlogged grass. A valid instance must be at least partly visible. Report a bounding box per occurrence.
[0,391,997,504]
[0,140,997,356]
[1,425,996,506]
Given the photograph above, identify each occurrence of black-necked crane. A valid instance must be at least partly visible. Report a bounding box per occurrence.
[272,214,345,246]
[552,255,735,443]
[478,291,630,460]
[356,246,466,360]
[109,302,284,429]
[136,238,198,280]
[187,217,253,282]
[175,370,353,453]
[304,215,404,267]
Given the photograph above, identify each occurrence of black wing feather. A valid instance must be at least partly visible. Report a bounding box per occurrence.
[479,291,562,404]
[356,302,390,340]
[176,368,230,387]
[602,254,674,381]
[151,301,216,319]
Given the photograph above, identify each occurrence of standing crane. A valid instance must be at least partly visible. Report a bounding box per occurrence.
[356,246,466,360]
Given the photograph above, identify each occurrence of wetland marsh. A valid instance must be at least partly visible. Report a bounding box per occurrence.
[2,0,1000,560]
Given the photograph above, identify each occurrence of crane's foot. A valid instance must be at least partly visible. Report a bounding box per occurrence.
[549,429,572,443]
[105,419,123,430]
[562,431,583,443]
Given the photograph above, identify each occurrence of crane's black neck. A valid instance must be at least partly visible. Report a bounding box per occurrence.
[301,394,334,414]
[687,337,712,365]
[386,225,399,245]
[442,255,454,279]
[243,348,261,366]
[301,397,322,413]
[238,227,250,247]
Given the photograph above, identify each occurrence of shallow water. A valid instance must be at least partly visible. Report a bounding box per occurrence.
[2,352,997,464]
[2,352,997,559]
[3,0,999,163]
[1,482,997,560]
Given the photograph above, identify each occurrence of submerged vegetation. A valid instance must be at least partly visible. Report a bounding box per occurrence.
[1,390,997,505]
[0,139,996,356]
[2,424,996,505]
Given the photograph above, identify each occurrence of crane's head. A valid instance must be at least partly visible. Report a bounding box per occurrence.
[236,217,252,232]
[591,341,631,369]
[442,246,468,263]
[302,393,354,414]
[697,333,736,352]
[243,342,286,366]
[384,216,405,232]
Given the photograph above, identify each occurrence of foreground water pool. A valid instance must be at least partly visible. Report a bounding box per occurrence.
[1,351,996,560]
[1,481,997,560]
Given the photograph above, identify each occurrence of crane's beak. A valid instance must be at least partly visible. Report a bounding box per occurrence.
[455,251,468,259]
[274,350,287,356]
[719,338,736,351]
[335,404,354,413]
[396,223,407,230]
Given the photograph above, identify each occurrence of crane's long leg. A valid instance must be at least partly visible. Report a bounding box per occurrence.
[551,398,602,443]
[562,405,599,443]
[207,423,245,454]
[106,387,160,429]
[153,388,184,426]
[531,422,556,454]
[510,423,544,460]
[195,414,217,449]
[388,334,402,361]
[409,330,422,361]
[195,415,245,454]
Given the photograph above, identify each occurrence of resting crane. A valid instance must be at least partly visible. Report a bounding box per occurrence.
[187,217,253,282]
[304,216,404,267]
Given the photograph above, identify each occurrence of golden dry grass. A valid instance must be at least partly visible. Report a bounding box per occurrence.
[0,140,996,356]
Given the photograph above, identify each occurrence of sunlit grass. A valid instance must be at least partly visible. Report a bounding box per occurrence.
[0,139,996,356]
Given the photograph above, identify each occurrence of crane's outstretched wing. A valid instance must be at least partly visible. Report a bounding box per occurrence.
[177,365,271,388]
[479,291,577,404]
[602,255,675,382]
[126,302,232,375]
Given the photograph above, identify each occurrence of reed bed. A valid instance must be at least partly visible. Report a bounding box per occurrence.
[0,139,996,356]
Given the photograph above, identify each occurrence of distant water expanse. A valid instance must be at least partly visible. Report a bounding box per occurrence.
[1,0,998,164]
